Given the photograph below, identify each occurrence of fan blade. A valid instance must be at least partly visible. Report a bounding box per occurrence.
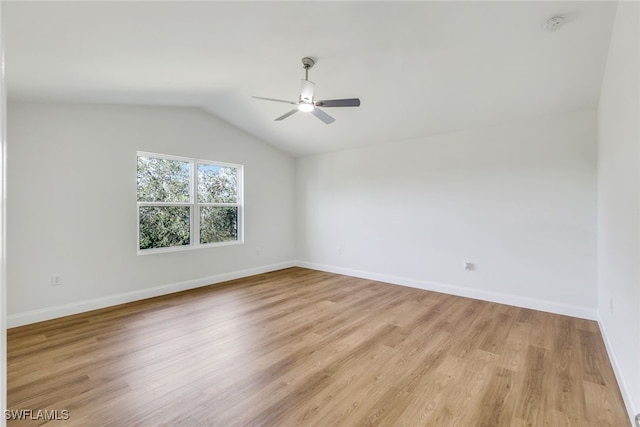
[275,109,299,121]
[300,80,315,103]
[311,107,335,125]
[253,96,297,105]
[314,98,360,108]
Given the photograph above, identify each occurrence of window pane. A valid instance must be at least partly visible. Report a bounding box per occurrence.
[139,206,191,250]
[137,157,190,202]
[197,164,237,203]
[200,206,238,244]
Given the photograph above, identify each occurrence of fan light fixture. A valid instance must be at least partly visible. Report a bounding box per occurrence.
[298,103,314,112]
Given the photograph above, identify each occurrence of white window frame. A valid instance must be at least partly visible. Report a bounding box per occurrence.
[137,151,244,255]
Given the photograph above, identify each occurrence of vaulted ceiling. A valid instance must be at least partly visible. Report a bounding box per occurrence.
[4,1,617,157]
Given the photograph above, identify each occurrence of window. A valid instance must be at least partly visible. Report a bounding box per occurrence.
[137,152,243,254]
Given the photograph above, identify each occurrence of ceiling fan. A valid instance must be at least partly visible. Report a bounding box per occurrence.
[253,57,360,125]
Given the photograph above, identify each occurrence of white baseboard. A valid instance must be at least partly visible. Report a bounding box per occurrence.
[7,261,296,328]
[9,260,598,327]
[296,261,598,320]
[597,315,638,427]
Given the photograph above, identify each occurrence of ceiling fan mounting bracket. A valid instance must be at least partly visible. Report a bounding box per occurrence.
[301,57,315,70]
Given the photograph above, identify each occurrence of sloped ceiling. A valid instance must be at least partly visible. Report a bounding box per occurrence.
[4,1,616,157]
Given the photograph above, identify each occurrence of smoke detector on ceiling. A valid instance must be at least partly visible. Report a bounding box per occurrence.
[543,15,565,32]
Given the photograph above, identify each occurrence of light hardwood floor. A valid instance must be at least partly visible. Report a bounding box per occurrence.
[7,268,628,426]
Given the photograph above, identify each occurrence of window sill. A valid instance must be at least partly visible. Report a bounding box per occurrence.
[137,240,244,256]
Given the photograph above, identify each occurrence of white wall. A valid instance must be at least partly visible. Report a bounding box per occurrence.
[0,1,7,423]
[597,1,640,422]
[7,102,296,325]
[296,110,598,318]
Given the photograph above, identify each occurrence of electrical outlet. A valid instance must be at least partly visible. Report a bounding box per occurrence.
[51,274,62,286]
[464,262,475,271]
[609,297,614,314]
[338,246,343,255]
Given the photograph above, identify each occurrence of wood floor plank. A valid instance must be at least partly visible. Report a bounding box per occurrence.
[7,267,629,426]
[475,366,516,427]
